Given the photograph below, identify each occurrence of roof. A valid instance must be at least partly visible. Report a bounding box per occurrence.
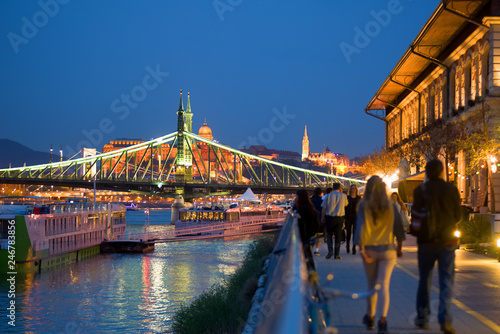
[276,150,301,157]
[237,188,261,202]
[243,145,278,156]
[365,0,489,119]
[391,171,425,188]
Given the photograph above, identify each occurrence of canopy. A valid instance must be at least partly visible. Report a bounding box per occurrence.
[391,171,425,188]
[237,188,261,202]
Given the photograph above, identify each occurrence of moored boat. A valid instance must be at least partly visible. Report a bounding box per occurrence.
[0,202,127,273]
[176,205,285,237]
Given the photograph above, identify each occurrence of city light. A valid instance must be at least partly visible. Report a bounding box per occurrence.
[381,170,399,188]
[490,155,497,173]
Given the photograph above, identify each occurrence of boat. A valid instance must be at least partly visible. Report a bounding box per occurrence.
[175,204,285,237]
[0,202,127,273]
[273,200,293,213]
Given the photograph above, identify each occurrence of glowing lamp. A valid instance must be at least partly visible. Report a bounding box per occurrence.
[490,156,498,173]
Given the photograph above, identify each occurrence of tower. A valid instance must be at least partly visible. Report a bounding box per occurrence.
[185,92,193,133]
[302,125,309,161]
[177,89,184,132]
[175,89,192,184]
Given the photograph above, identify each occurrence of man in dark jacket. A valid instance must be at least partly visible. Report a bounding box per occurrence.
[310,187,323,256]
[413,160,461,334]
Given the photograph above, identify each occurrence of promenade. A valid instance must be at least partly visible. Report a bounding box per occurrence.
[314,235,500,334]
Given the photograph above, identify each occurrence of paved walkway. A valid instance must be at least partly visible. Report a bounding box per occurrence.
[314,235,500,334]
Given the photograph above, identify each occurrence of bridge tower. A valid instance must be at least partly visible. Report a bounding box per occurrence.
[175,90,193,192]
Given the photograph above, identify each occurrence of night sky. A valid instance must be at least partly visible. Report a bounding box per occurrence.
[0,1,438,159]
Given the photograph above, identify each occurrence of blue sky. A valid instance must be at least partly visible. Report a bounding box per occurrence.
[0,0,438,159]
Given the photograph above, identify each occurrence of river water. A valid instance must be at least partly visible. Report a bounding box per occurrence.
[0,209,260,333]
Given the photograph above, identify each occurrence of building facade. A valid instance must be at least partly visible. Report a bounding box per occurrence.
[365,0,500,211]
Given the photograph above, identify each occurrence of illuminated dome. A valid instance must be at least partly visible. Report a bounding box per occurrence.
[198,120,213,141]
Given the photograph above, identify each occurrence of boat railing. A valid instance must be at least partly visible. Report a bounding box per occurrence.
[50,203,108,214]
[125,217,284,241]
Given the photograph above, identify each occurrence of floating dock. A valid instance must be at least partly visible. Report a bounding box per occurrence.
[100,240,155,253]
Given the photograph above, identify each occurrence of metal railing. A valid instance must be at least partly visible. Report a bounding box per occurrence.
[244,213,309,334]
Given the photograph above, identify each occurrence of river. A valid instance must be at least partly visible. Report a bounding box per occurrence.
[0,209,261,333]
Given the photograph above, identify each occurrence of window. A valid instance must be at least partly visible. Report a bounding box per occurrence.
[449,69,456,113]
[481,45,489,96]
[465,60,472,107]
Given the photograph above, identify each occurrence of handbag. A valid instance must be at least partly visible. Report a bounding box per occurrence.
[400,211,410,231]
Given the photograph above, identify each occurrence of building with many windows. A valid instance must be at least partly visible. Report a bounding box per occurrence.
[365,0,500,211]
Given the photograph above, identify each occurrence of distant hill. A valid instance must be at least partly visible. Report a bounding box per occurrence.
[0,139,54,169]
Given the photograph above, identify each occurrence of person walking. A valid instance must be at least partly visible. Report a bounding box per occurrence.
[321,183,348,259]
[292,189,319,266]
[310,187,323,256]
[391,191,410,232]
[412,160,461,334]
[354,175,405,334]
[345,184,361,255]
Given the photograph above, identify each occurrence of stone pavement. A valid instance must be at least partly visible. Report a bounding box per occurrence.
[313,235,500,334]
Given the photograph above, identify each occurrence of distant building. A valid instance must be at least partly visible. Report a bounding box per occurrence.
[242,145,302,163]
[301,125,350,174]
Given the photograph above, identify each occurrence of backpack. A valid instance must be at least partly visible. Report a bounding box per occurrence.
[410,183,437,241]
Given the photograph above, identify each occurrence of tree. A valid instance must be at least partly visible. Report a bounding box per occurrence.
[455,104,500,212]
[359,147,400,177]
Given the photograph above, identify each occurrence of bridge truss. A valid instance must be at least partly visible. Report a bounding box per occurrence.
[0,131,365,198]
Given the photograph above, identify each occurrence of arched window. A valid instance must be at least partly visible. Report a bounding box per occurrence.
[449,69,456,115]
[438,84,443,119]
[481,44,490,96]
[471,54,477,101]
[429,88,436,123]
[421,94,427,127]
[464,59,472,107]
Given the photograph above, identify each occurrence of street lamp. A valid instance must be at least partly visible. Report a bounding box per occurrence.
[489,155,497,174]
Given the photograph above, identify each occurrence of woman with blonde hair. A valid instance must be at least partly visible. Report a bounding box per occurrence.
[354,176,405,334]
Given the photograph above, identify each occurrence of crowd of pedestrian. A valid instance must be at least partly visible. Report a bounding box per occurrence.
[291,159,461,334]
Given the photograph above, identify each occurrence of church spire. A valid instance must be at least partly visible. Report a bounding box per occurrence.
[178,89,184,112]
[302,125,309,161]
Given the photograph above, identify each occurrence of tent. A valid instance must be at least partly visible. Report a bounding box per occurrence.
[237,188,261,203]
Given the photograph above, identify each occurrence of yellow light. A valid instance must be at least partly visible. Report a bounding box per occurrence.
[497,238,500,248]
[454,230,461,238]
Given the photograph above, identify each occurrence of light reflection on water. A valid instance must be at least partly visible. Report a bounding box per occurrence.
[0,209,259,333]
